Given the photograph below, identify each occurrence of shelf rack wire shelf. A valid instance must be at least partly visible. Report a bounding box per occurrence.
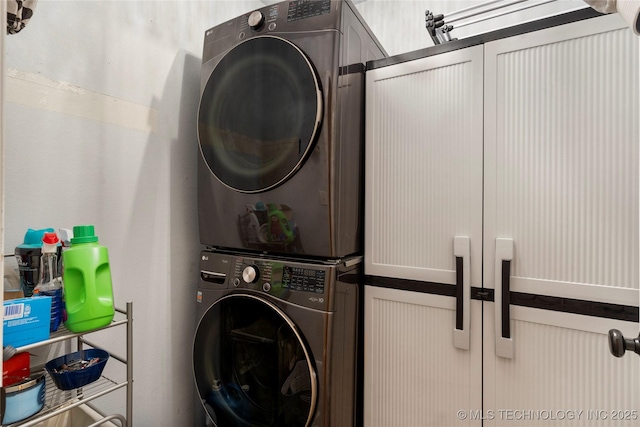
[3,302,133,427]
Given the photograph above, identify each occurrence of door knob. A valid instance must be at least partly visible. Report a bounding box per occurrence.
[608,329,640,357]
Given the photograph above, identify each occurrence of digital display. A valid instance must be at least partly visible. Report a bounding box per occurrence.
[282,266,325,293]
[287,0,331,22]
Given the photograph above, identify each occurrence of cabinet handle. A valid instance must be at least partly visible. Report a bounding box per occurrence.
[453,236,470,350]
[1,386,5,422]
[495,238,514,358]
[501,259,511,339]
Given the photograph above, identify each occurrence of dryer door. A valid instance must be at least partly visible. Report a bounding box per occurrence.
[198,35,323,193]
[193,294,317,427]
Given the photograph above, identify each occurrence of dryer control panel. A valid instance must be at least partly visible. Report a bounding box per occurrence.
[203,0,341,57]
[286,0,332,22]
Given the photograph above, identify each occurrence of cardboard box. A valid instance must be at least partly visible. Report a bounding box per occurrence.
[3,297,51,348]
[4,289,25,301]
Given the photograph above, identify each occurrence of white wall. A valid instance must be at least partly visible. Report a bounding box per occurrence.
[3,1,261,425]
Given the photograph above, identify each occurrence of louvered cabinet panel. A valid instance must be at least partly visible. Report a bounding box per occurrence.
[486,312,640,427]
[364,45,484,427]
[365,46,483,286]
[485,13,639,302]
[483,14,640,425]
[364,286,482,427]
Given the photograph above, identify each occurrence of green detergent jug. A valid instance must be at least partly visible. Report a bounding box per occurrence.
[62,225,115,332]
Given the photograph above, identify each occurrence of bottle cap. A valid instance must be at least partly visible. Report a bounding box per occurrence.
[42,232,59,245]
[71,225,99,244]
[17,228,55,248]
[41,232,59,254]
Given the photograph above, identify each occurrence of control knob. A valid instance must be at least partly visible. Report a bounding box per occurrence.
[248,11,265,30]
[242,265,260,284]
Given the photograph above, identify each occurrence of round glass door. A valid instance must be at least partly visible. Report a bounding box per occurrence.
[193,294,317,426]
[198,36,323,193]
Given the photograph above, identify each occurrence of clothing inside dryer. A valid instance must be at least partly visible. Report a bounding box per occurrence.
[198,36,322,193]
[194,296,315,426]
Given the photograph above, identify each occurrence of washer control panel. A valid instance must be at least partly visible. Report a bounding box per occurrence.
[231,258,325,295]
[198,251,359,311]
[282,266,325,293]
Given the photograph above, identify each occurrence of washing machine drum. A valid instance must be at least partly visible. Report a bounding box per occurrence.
[198,36,323,193]
[193,294,317,426]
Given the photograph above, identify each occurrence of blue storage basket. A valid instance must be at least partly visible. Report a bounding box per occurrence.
[45,348,109,390]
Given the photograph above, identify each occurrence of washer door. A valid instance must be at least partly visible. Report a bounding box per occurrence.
[198,36,323,193]
[193,294,317,426]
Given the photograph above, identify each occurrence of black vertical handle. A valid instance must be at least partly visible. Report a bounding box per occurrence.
[501,260,511,339]
[456,256,464,330]
[453,236,470,350]
[495,238,514,358]
[1,386,5,423]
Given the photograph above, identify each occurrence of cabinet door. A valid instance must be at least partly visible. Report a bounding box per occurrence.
[365,46,483,286]
[483,14,640,425]
[364,46,484,427]
[364,287,482,427]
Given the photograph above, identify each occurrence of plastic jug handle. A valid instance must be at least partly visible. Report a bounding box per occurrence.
[83,266,98,303]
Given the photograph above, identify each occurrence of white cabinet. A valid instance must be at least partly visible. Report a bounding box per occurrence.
[364,44,484,426]
[5,303,133,427]
[483,14,639,425]
[365,14,639,427]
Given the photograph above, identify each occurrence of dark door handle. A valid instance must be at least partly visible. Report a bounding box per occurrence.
[608,329,640,357]
[495,238,514,358]
[1,386,5,423]
[501,260,511,340]
[453,236,470,350]
[455,256,463,330]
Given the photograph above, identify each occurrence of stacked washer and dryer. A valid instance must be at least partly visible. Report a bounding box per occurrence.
[192,1,386,426]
